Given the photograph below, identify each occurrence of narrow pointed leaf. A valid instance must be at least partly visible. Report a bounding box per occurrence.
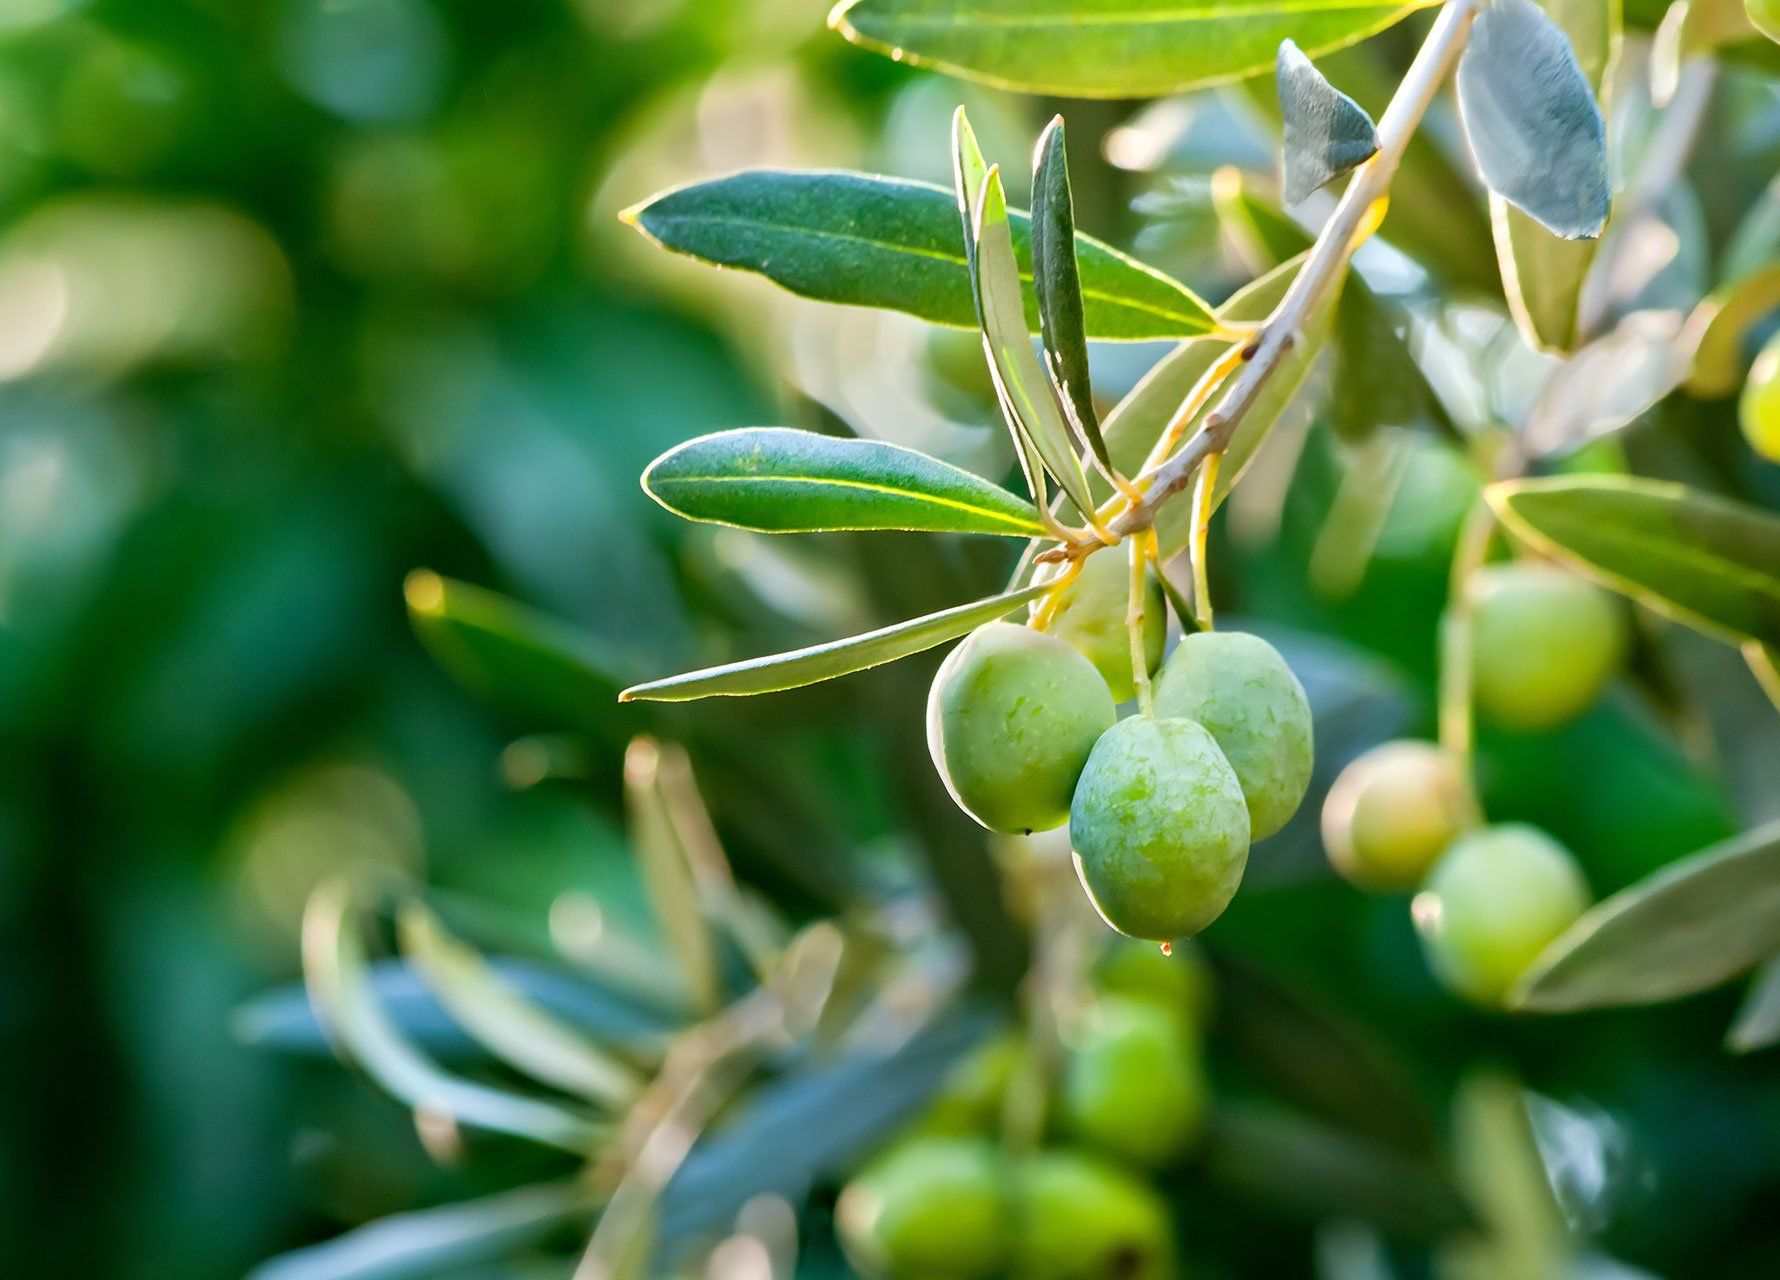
[974,167,1098,520]
[1031,117,1114,481]
[829,0,1442,99]
[1277,40,1380,205]
[620,582,1050,701]
[952,108,989,297]
[1685,263,1780,397]
[625,170,1214,340]
[624,737,724,1016]
[1727,958,1780,1053]
[1488,0,1619,351]
[641,428,1042,536]
[1486,476,1780,647]
[1512,821,1780,1010]
[1457,0,1611,240]
[397,903,641,1107]
[302,881,601,1153]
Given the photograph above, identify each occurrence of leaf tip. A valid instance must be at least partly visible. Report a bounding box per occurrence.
[825,0,860,35]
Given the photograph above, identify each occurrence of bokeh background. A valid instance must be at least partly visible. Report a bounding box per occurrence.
[5,1,1780,1277]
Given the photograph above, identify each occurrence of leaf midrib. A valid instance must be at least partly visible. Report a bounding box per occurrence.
[653,471,1041,532]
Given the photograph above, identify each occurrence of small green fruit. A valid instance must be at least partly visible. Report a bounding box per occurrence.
[1061,996,1206,1167]
[1095,936,1214,1027]
[1322,740,1474,891]
[929,623,1115,834]
[836,1137,1013,1278]
[917,1032,1023,1137]
[1012,1149,1176,1280]
[1153,631,1314,839]
[1069,716,1250,941]
[1747,0,1780,44]
[1041,552,1166,702]
[1468,562,1626,731]
[1412,824,1591,1005]
[1740,330,1780,463]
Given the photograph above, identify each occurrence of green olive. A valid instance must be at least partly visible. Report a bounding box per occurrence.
[1468,562,1626,731]
[1041,552,1166,702]
[928,623,1116,834]
[1747,0,1780,42]
[1094,936,1214,1028]
[836,1136,1013,1278]
[1322,740,1474,891]
[1069,716,1250,941]
[1153,631,1314,839]
[1412,824,1591,1005]
[1012,1149,1176,1280]
[1740,330,1780,463]
[1061,996,1206,1167]
[916,1031,1024,1137]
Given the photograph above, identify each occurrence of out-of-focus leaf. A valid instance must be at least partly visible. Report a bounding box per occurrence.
[1202,1103,1475,1240]
[1457,0,1611,241]
[1513,821,1780,1010]
[623,170,1213,340]
[1684,265,1780,397]
[829,0,1441,99]
[619,581,1050,702]
[973,166,1096,520]
[1031,117,1114,482]
[1489,0,1619,352]
[1486,476,1780,647]
[1277,40,1379,206]
[248,1182,587,1280]
[397,903,641,1106]
[1520,310,1696,455]
[624,737,723,1015]
[1652,0,1762,103]
[1726,957,1780,1052]
[640,428,1042,537]
[1751,0,1780,38]
[301,881,600,1152]
[404,570,636,735]
[1437,1072,1570,1280]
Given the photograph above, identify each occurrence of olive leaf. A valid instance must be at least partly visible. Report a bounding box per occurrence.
[1031,117,1117,483]
[1520,309,1697,455]
[1276,40,1380,206]
[829,0,1441,99]
[623,737,724,1016]
[1727,957,1780,1052]
[1486,475,1780,648]
[641,428,1043,537]
[1684,263,1780,397]
[972,164,1099,521]
[1488,0,1620,352]
[1512,820,1780,1010]
[1456,0,1611,240]
[619,581,1051,702]
[624,169,1214,340]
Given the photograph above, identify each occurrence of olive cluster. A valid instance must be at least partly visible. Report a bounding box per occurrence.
[927,553,1314,941]
[1322,561,1627,1003]
[836,941,1211,1280]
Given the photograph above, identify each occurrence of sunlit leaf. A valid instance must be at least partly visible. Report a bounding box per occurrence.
[1726,957,1780,1052]
[624,170,1214,340]
[1512,821,1780,1010]
[1457,0,1611,240]
[624,737,724,1015]
[397,902,641,1106]
[641,428,1042,537]
[1486,475,1780,647]
[301,880,601,1152]
[1520,309,1696,455]
[1684,264,1780,397]
[829,0,1442,99]
[1031,117,1116,481]
[1751,0,1780,38]
[619,581,1051,701]
[1277,40,1379,206]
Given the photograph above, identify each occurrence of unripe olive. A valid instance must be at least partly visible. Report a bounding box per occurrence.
[1041,552,1166,702]
[1095,936,1214,1028]
[917,1031,1023,1137]
[1012,1149,1176,1280]
[1748,0,1780,43]
[836,1136,1013,1278]
[1412,824,1591,1005]
[929,623,1116,834]
[1322,740,1474,891]
[1153,631,1314,839]
[1061,996,1206,1167]
[1069,716,1250,941]
[1740,330,1780,463]
[1468,562,1626,731]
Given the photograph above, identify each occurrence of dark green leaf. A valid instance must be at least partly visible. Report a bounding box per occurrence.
[1277,40,1379,206]
[1513,820,1780,1010]
[624,169,1214,340]
[641,428,1042,537]
[619,581,1051,701]
[1457,0,1611,240]
[1486,475,1780,648]
[1031,117,1115,481]
[829,0,1441,99]
[1727,957,1780,1052]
